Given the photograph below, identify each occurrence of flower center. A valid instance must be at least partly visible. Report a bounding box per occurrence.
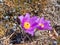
[24,22,30,29]
[39,23,44,28]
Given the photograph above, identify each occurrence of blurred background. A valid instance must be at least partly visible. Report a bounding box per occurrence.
[0,0,60,45]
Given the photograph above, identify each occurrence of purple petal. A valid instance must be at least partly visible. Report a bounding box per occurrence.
[36,18,40,23]
[25,28,34,36]
[31,16,38,20]
[42,21,52,30]
[26,30,34,36]
[40,17,45,21]
[29,16,38,26]
[44,23,52,30]
[23,13,30,22]
[39,17,45,23]
[45,20,51,24]
[25,13,30,18]
[37,26,43,30]
[18,16,24,22]
[37,17,52,30]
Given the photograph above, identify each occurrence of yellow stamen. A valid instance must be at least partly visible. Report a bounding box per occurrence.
[39,23,44,28]
[24,22,30,29]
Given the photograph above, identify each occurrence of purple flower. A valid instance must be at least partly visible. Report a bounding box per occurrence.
[37,17,52,30]
[18,13,38,36]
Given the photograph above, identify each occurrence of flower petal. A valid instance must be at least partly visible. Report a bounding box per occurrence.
[39,17,45,23]
[25,13,30,19]
[29,16,38,26]
[18,16,24,22]
[44,23,52,30]
[23,13,30,22]
[25,28,34,36]
[40,17,45,21]
[36,18,40,22]
[37,17,52,30]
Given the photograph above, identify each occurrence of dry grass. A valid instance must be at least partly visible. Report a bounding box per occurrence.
[0,0,60,45]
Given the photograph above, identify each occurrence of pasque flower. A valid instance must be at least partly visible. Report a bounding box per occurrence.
[18,13,38,36]
[37,17,52,30]
[18,13,52,36]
